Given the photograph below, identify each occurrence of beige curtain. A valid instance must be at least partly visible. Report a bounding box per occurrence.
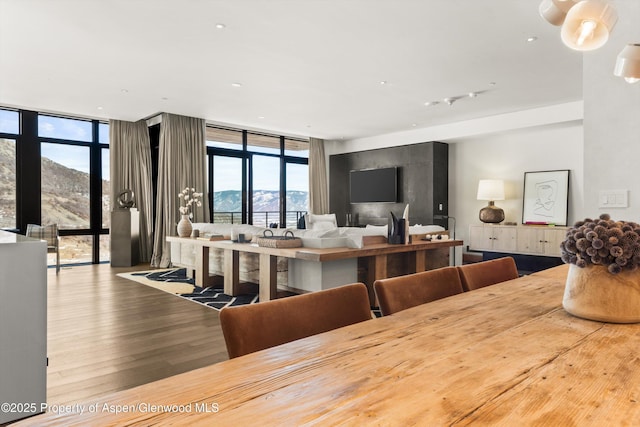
[309,137,329,214]
[150,113,208,267]
[109,119,154,262]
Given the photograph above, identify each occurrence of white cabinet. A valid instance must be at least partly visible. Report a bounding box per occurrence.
[469,225,517,252]
[0,231,47,423]
[516,226,567,257]
[469,224,567,257]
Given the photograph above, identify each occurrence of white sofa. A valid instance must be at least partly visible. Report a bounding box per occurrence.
[170,222,446,288]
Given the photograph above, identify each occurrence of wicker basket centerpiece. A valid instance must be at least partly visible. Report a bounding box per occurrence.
[256,230,302,248]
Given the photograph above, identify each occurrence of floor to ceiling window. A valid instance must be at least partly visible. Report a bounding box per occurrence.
[285,162,309,227]
[0,138,16,229]
[40,142,91,229]
[252,154,280,227]
[99,122,111,262]
[0,109,18,229]
[37,114,110,265]
[1,107,110,266]
[212,155,244,223]
[206,126,309,227]
[284,137,309,227]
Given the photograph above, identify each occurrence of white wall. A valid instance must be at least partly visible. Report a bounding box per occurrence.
[450,122,584,259]
[583,0,640,221]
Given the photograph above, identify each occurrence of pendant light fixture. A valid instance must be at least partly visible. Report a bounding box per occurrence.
[539,0,577,26]
[614,44,640,84]
[560,0,617,51]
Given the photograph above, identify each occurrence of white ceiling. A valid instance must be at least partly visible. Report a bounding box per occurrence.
[0,0,583,140]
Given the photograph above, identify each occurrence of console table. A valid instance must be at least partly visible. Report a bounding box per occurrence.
[166,236,462,304]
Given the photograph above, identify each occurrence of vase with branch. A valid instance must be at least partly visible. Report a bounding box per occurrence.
[177,187,202,237]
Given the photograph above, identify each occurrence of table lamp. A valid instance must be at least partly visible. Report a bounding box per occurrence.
[477,179,505,223]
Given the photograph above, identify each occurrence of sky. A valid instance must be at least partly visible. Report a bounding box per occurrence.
[213,155,308,192]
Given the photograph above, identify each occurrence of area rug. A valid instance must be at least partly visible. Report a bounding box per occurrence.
[117,268,258,311]
[119,268,382,316]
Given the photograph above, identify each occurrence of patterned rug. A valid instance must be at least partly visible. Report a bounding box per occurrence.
[119,268,382,316]
[117,268,259,311]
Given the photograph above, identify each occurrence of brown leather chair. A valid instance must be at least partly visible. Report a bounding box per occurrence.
[219,282,372,359]
[374,266,464,316]
[457,257,519,292]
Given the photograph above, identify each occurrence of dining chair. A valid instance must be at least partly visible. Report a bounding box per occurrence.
[374,266,464,316]
[219,282,372,359]
[457,256,519,292]
[26,223,60,274]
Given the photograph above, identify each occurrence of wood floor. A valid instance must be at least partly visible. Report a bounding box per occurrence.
[45,263,229,405]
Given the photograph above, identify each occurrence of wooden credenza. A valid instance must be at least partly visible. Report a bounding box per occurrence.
[469,224,568,257]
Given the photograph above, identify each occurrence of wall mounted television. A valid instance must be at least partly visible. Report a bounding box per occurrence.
[349,167,398,203]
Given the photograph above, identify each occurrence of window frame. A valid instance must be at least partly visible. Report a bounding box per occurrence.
[206,127,309,227]
[5,107,110,264]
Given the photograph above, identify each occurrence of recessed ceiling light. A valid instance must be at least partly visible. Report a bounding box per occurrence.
[527,36,538,43]
[258,116,265,119]
[468,92,477,98]
[215,23,226,29]
[231,82,242,87]
[97,106,103,110]
[380,80,388,85]
[424,101,440,107]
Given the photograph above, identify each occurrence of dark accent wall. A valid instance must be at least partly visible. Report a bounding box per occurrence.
[329,141,448,228]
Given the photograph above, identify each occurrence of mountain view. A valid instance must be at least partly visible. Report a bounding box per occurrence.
[214,190,308,212]
[0,138,111,230]
[214,189,309,226]
[0,139,16,229]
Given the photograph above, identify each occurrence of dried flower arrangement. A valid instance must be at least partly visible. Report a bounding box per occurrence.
[178,187,202,218]
[561,213,640,274]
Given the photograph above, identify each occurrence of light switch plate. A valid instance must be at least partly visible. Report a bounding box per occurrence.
[598,190,629,208]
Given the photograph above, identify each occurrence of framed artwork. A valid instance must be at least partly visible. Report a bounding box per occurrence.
[522,169,570,226]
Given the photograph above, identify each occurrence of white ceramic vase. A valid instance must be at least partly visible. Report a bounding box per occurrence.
[563,263,640,323]
[177,214,193,238]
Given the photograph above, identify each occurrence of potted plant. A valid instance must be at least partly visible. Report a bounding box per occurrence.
[560,213,640,323]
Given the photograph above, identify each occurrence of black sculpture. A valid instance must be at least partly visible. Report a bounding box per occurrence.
[388,211,406,245]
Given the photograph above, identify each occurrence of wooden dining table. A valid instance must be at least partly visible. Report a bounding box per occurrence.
[18,264,640,425]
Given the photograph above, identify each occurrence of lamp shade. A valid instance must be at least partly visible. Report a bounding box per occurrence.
[539,0,577,26]
[477,180,505,201]
[614,44,640,84]
[561,0,617,51]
